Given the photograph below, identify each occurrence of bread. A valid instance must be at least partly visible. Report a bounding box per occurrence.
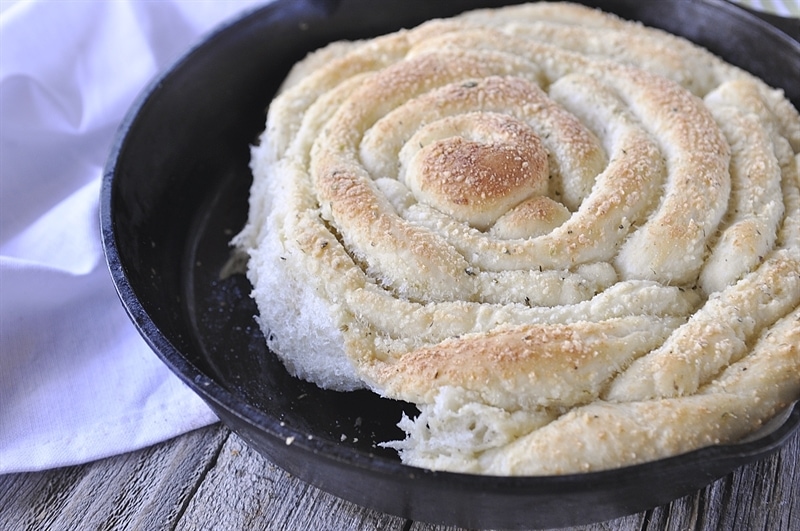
[233,2,800,475]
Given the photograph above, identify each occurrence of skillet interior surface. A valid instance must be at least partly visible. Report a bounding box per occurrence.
[101,0,800,528]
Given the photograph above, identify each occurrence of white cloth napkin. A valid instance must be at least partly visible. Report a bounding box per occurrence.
[729,0,800,17]
[0,0,269,475]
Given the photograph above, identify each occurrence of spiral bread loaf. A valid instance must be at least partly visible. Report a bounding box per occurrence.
[233,2,800,475]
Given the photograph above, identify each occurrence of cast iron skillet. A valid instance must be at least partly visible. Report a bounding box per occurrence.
[101,0,800,528]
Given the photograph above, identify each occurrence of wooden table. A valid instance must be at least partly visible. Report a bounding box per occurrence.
[1,421,797,531]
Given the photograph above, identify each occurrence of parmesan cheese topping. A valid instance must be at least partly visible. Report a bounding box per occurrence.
[234,2,800,475]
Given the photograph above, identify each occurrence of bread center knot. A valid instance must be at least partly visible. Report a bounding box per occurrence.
[402,112,550,231]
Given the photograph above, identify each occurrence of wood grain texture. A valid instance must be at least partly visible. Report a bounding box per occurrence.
[1,423,797,531]
[0,425,228,531]
[175,434,407,531]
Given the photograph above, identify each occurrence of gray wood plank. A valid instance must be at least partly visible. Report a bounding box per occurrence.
[175,433,409,531]
[0,424,228,531]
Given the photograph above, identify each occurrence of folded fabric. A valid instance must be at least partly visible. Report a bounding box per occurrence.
[729,0,800,17]
[0,0,268,475]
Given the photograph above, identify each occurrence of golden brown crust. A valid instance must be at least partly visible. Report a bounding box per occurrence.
[404,113,550,230]
[367,315,683,410]
[235,1,800,475]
